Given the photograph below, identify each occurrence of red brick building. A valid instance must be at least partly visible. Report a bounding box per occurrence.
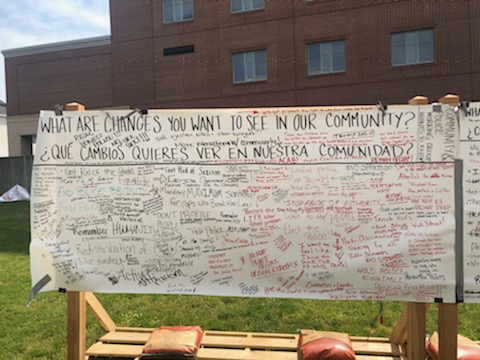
[3,0,479,155]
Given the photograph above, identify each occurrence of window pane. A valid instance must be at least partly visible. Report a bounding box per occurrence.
[233,53,245,83]
[245,0,253,10]
[253,0,264,10]
[391,32,404,66]
[307,44,319,74]
[332,41,345,72]
[332,56,344,71]
[183,0,194,20]
[405,32,417,64]
[391,32,404,47]
[392,45,405,66]
[418,29,433,44]
[174,0,183,20]
[231,0,243,12]
[418,29,434,63]
[163,0,174,23]
[255,50,267,79]
[244,52,255,80]
[320,43,332,73]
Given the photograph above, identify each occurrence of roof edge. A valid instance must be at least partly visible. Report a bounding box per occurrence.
[2,35,111,59]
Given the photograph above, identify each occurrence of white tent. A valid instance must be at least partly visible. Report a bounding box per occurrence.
[0,184,30,202]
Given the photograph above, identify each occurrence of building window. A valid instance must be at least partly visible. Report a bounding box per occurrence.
[307,40,345,75]
[391,29,434,66]
[163,0,194,23]
[232,50,267,83]
[231,0,264,13]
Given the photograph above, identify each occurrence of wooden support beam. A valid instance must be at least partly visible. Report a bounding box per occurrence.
[389,306,408,345]
[390,303,431,346]
[85,292,117,332]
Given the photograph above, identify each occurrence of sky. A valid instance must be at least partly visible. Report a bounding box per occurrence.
[0,0,111,103]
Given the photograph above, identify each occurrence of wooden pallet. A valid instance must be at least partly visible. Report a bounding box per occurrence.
[86,327,407,360]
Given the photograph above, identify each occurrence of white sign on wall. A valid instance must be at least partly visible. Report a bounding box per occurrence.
[0,116,8,157]
[30,105,458,302]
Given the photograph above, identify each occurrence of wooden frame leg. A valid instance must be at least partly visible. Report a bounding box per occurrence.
[67,291,86,360]
[438,303,457,360]
[407,303,426,360]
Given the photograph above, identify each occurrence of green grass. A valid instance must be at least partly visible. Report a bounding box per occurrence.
[1,201,480,359]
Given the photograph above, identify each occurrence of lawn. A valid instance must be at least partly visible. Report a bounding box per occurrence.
[1,201,480,359]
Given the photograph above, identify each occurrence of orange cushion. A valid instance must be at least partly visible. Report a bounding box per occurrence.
[298,330,356,360]
[142,325,203,358]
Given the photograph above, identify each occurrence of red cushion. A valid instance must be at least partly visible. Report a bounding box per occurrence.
[142,325,203,357]
[427,332,480,360]
[299,330,356,360]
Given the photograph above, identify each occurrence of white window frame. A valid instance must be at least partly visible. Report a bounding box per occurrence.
[391,29,434,66]
[231,0,264,13]
[163,0,194,23]
[232,50,267,83]
[307,40,345,75]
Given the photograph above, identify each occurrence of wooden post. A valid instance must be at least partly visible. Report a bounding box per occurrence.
[65,101,86,360]
[407,95,428,360]
[408,95,429,105]
[438,303,458,360]
[390,96,430,355]
[64,102,85,112]
[391,95,460,360]
[407,302,426,360]
[438,94,460,360]
[67,292,86,360]
[439,94,460,108]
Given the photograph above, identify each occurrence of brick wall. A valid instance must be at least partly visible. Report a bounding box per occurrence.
[5,0,478,118]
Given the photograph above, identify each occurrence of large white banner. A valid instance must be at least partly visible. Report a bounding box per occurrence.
[461,103,480,302]
[30,105,458,302]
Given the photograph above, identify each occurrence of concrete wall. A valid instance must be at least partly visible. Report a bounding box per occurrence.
[7,113,38,156]
[0,156,33,194]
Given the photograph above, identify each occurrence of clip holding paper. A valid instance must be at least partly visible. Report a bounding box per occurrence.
[124,109,137,119]
[377,101,387,116]
[459,101,469,116]
[432,103,442,112]
[434,297,444,303]
[138,108,148,115]
[54,104,63,116]
[58,288,67,293]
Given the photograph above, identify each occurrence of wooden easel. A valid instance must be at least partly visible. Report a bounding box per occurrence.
[64,96,461,360]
